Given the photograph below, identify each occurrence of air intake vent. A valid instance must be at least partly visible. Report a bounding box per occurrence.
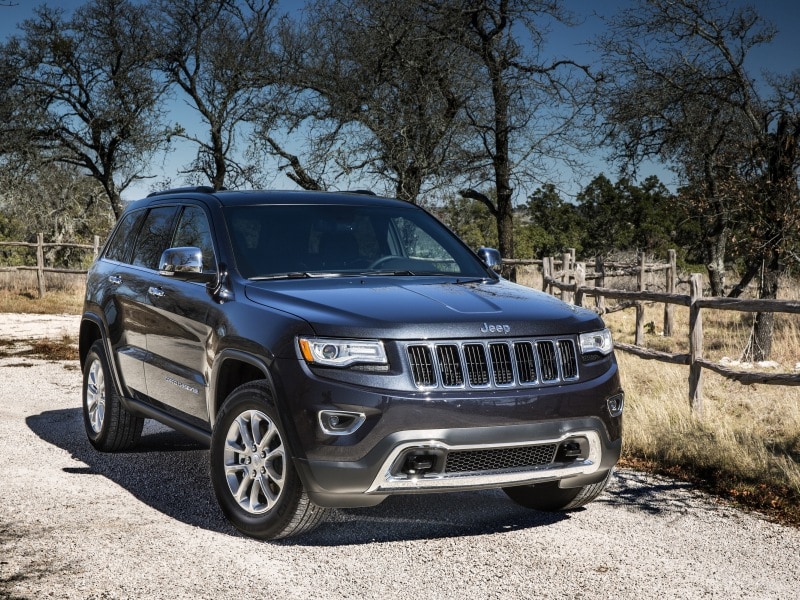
[444,444,558,473]
[406,337,579,389]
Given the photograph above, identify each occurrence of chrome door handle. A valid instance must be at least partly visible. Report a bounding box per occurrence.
[108,275,122,285]
[148,286,165,298]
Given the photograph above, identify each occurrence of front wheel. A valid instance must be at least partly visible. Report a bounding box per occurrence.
[210,381,329,540]
[503,470,614,511]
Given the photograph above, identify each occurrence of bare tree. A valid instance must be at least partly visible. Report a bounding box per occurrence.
[267,0,471,202]
[429,0,595,260]
[599,0,800,360]
[0,0,168,218]
[155,0,279,190]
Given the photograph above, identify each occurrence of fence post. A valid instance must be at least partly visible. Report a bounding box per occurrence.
[638,251,646,292]
[542,257,550,293]
[689,273,704,414]
[595,256,605,312]
[561,252,571,303]
[93,235,101,260]
[633,252,646,345]
[575,262,585,307]
[36,233,46,299]
[664,249,676,336]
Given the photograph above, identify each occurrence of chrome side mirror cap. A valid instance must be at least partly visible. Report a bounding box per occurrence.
[477,247,502,271]
[159,247,214,282]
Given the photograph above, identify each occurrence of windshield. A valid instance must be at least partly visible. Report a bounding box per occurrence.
[224,203,492,280]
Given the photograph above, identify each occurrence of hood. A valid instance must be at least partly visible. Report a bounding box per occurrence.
[244,276,604,339]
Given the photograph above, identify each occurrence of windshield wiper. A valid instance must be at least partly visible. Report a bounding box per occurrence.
[358,270,417,276]
[250,271,345,280]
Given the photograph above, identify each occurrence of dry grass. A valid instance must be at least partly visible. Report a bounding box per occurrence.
[604,290,800,525]
[0,271,84,314]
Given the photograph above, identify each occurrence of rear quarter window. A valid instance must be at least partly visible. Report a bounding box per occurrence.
[104,209,145,263]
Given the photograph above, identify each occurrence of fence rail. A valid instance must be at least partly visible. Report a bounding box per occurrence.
[540,250,800,413]
[0,233,100,298]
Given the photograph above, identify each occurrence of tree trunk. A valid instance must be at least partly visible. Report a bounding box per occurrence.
[743,252,781,362]
[705,229,727,297]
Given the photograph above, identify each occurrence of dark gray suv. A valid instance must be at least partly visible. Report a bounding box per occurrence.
[80,187,623,539]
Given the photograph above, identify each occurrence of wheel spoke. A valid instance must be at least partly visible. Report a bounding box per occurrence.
[235,414,255,450]
[256,473,279,509]
[233,472,251,503]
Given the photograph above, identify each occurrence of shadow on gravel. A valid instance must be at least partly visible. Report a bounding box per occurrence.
[603,470,699,515]
[27,407,571,545]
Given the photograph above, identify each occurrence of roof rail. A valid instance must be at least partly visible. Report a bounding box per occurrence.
[346,189,377,196]
[146,186,222,198]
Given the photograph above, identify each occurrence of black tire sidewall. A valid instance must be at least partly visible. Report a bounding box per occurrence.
[210,383,304,539]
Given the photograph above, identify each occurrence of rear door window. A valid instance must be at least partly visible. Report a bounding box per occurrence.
[131,206,179,270]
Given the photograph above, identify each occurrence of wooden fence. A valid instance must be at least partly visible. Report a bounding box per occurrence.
[536,250,800,413]
[0,234,101,298]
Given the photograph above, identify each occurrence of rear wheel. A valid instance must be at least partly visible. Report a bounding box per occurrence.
[503,470,613,511]
[210,381,329,540]
[82,340,143,451]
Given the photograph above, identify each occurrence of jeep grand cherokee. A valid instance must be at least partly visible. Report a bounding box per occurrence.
[79,187,623,539]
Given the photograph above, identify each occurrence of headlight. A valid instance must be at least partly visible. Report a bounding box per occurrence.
[299,337,387,367]
[578,328,614,356]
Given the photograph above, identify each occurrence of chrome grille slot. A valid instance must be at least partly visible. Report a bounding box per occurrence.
[444,444,558,473]
[514,342,537,383]
[408,345,435,387]
[537,341,559,382]
[558,339,579,380]
[436,344,463,387]
[489,343,513,385]
[406,338,580,389]
[464,344,489,386]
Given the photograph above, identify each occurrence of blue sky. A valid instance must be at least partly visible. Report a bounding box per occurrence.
[2,0,800,201]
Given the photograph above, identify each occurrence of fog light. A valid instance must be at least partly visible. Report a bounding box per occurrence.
[318,410,366,436]
[607,393,624,417]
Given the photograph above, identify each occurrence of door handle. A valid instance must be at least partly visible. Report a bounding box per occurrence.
[148,286,165,298]
[108,275,122,285]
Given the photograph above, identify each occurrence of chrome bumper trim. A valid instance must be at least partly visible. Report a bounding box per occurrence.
[366,430,602,494]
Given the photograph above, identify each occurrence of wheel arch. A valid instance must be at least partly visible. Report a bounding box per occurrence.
[79,313,105,369]
[209,349,278,428]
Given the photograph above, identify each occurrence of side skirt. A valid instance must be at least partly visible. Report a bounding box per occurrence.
[121,396,212,446]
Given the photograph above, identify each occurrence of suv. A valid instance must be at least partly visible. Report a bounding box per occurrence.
[80,187,623,540]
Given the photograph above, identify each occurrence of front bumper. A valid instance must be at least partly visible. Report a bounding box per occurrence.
[273,355,623,508]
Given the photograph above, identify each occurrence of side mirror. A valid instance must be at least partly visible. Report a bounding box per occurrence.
[159,247,215,283]
[477,247,502,271]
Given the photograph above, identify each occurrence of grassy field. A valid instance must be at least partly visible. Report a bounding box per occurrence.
[602,286,800,525]
[1,268,799,524]
[0,271,84,314]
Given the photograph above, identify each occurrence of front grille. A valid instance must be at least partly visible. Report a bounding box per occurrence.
[444,444,558,473]
[406,338,579,389]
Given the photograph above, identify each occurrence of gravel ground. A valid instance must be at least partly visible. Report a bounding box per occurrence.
[2,317,799,599]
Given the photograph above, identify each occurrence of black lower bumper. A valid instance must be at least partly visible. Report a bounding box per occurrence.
[295,416,621,508]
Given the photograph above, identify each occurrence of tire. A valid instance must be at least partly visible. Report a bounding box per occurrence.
[82,340,144,452]
[503,470,614,511]
[210,381,329,540]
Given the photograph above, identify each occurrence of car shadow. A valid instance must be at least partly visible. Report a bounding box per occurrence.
[28,407,572,545]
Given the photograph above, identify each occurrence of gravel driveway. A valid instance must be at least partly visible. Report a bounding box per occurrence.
[1,319,799,599]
